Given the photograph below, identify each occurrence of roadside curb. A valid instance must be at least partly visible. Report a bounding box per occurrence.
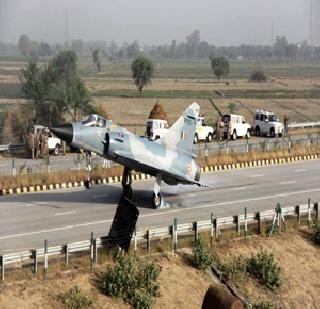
[0,154,318,196]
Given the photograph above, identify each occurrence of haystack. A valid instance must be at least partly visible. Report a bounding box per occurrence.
[148,99,168,121]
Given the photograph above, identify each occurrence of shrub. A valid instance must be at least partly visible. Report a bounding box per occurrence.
[311,219,320,245]
[250,70,267,82]
[58,285,92,309]
[247,251,281,290]
[101,253,161,309]
[192,237,213,270]
[217,255,246,282]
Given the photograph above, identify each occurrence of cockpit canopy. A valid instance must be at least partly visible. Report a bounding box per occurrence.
[80,114,110,127]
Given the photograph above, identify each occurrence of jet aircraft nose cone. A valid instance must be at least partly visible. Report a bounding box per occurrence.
[50,123,73,144]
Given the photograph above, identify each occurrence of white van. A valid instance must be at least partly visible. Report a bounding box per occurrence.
[145,119,169,140]
[223,114,251,140]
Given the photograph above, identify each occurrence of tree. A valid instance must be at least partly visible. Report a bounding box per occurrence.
[50,51,95,121]
[127,40,140,58]
[131,56,154,95]
[20,61,61,125]
[250,70,267,82]
[92,49,101,72]
[285,44,298,61]
[228,102,238,114]
[18,34,31,56]
[39,42,52,57]
[186,30,200,60]
[20,51,95,126]
[274,36,288,59]
[210,57,230,82]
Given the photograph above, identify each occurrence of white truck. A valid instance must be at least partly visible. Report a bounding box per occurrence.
[145,119,168,141]
[33,125,62,155]
[193,115,215,143]
[223,114,251,140]
[253,110,283,137]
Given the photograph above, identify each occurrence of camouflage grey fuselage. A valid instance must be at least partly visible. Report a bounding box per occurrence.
[69,103,201,186]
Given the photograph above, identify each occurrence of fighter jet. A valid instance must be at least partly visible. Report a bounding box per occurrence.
[50,102,202,208]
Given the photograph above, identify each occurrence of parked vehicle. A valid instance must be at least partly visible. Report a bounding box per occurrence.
[194,115,215,143]
[145,115,215,144]
[145,119,169,140]
[253,110,283,137]
[223,114,251,140]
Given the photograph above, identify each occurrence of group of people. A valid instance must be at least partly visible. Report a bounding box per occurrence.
[215,117,231,141]
[26,128,48,159]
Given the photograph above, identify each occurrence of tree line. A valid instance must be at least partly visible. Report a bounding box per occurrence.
[0,31,319,61]
[1,31,318,61]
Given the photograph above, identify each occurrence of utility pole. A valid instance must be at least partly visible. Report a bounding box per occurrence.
[64,8,69,48]
[310,0,313,46]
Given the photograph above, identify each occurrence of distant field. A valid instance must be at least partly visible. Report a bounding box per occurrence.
[95,97,320,134]
[1,57,320,131]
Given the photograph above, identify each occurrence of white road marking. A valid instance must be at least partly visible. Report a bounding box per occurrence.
[92,194,109,199]
[249,174,264,178]
[233,187,247,191]
[54,211,75,216]
[294,169,307,173]
[184,188,320,211]
[280,181,296,185]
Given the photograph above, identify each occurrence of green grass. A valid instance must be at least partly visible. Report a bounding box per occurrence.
[78,58,320,79]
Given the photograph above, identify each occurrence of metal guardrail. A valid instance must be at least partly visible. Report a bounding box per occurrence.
[1,200,318,281]
[288,121,320,129]
[0,143,25,153]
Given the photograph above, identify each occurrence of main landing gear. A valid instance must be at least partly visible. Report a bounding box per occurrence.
[84,151,93,189]
[121,167,163,209]
[152,174,162,209]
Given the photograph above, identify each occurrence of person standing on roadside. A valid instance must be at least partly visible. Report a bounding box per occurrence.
[227,118,232,140]
[35,129,40,159]
[283,115,289,136]
[215,117,221,141]
[40,128,48,158]
[27,128,35,159]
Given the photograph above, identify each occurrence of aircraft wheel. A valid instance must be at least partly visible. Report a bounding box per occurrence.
[193,133,199,144]
[85,180,92,189]
[123,184,133,199]
[152,192,162,209]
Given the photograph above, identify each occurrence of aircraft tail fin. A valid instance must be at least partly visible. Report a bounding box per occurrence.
[162,102,200,154]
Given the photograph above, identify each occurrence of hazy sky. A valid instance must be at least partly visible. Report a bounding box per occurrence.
[0,0,318,46]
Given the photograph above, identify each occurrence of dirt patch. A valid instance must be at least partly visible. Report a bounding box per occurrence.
[0,255,210,309]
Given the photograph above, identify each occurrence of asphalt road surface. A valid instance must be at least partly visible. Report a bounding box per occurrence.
[0,159,319,253]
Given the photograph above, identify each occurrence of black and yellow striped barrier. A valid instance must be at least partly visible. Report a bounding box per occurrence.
[0,154,318,196]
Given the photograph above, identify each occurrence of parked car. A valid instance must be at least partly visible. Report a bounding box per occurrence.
[194,115,215,143]
[223,114,251,140]
[253,110,283,137]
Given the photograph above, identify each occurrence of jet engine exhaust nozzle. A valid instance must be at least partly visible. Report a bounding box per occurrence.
[50,123,73,144]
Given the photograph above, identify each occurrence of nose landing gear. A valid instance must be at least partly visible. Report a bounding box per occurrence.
[84,151,93,189]
[152,174,163,209]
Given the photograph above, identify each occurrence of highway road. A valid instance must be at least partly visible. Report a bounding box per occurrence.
[0,133,318,176]
[0,159,319,254]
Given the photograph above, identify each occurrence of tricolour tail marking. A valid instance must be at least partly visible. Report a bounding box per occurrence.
[161,102,199,154]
